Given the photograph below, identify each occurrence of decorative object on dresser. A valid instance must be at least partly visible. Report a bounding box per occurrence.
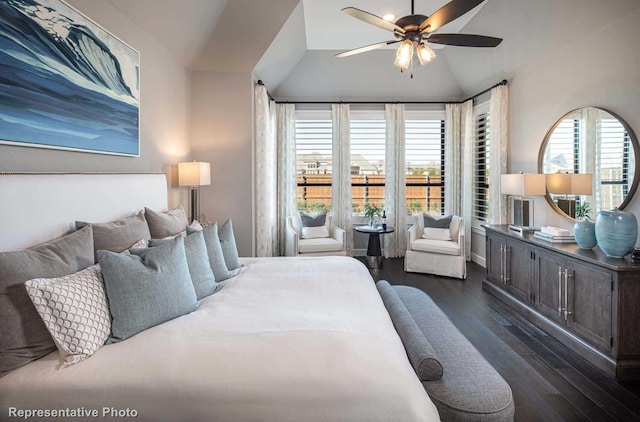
[0,0,140,156]
[573,218,597,249]
[534,226,575,244]
[595,208,638,258]
[500,173,546,233]
[178,161,211,223]
[539,107,640,222]
[483,224,640,380]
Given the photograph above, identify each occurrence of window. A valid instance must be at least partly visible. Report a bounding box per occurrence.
[350,112,386,215]
[405,111,445,216]
[473,103,490,225]
[295,110,332,213]
[600,117,633,210]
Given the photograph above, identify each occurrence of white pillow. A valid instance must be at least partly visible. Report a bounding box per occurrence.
[422,227,451,241]
[302,226,330,239]
[24,265,110,368]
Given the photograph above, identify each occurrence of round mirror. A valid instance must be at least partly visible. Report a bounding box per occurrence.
[538,107,640,221]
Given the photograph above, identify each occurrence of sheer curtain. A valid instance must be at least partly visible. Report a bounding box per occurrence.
[254,84,276,257]
[276,103,297,256]
[254,84,296,257]
[332,104,353,255]
[384,104,406,258]
[488,84,509,224]
[445,100,473,259]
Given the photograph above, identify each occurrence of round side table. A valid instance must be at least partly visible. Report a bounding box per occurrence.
[354,225,395,269]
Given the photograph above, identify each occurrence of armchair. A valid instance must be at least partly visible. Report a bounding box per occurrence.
[285,214,346,256]
[404,215,466,279]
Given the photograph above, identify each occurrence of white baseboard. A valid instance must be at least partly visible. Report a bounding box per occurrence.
[472,252,486,268]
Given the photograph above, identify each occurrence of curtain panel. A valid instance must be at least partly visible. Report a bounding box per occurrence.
[331,104,353,255]
[254,85,297,257]
[254,84,276,257]
[488,84,509,225]
[384,104,406,258]
[445,101,474,260]
[276,103,297,256]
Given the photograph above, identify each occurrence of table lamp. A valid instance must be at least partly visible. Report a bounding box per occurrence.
[178,161,211,222]
[500,173,546,233]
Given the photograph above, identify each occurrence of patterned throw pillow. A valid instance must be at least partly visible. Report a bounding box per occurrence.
[24,265,110,368]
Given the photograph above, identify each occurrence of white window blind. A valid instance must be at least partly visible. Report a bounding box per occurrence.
[600,117,633,209]
[473,111,490,224]
[350,115,386,214]
[295,113,333,213]
[405,118,445,215]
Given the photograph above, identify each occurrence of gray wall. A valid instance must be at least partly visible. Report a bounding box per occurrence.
[507,6,640,244]
[0,0,192,208]
[190,71,254,257]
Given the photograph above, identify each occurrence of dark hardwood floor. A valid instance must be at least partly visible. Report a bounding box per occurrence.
[361,258,640,422]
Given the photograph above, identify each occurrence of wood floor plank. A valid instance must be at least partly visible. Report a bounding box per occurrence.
[363,257,640,421]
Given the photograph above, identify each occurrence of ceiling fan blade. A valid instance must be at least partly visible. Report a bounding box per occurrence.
[342,7,406,35]
[335,40,400,58]
[419,0,484,34]
[426,33,502,47]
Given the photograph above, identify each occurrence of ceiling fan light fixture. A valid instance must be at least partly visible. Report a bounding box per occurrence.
[394,39,414,69]
[382,13,396,22]
[416,42,436,65]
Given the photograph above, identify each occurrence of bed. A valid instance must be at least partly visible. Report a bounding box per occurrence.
[0,173,439,421]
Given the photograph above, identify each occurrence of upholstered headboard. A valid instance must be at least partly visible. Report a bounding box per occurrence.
[0,173,168,252]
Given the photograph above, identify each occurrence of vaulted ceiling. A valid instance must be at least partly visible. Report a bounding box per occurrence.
[105,0,640,101]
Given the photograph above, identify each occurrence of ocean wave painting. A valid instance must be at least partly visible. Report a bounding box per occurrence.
[0,0,140,156]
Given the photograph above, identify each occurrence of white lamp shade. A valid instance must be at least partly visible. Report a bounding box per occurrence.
[178,162,211,187]
[501,173,546,196]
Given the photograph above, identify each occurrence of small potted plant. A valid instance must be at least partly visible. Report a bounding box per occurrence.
[573,202,596,249]
[363,202,383,227]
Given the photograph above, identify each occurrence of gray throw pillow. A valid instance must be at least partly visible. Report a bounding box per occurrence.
[77,210,151,260]
[149,230,220,300]
[0,226,94,377]
[98,236,199,342]
[424,214,453,229]
[145,205,188,239]
[300,211,327,227]
[189,223,231,282]
[219,219,242,270]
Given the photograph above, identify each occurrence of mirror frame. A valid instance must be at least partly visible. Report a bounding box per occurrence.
[537,107,640,221]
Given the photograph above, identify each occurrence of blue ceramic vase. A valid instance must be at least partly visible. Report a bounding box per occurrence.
[574,218,597,249]
[595,208,638,258]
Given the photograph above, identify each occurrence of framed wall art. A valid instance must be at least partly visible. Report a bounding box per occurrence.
[0,0,140,156]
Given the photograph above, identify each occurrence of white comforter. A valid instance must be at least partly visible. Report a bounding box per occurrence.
[0,257,439,421]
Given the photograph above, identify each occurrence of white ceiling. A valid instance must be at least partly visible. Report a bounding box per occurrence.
[102,0,640,100]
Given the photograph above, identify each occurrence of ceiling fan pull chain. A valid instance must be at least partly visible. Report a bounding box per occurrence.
[411,0,415,15]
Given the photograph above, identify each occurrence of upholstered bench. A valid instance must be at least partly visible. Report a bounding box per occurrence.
[377,280,515,421]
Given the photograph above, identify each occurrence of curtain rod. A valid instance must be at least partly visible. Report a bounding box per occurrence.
[256,79,507,105]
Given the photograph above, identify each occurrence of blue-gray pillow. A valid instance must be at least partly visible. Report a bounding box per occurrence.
[300,211,327,227]
[98,236,198,342]
[149,230,220,300]
[423,214,452,229]
[189,223,231,282]
[219,219,242,270]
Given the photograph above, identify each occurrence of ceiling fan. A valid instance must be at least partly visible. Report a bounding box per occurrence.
[336,0,502,77]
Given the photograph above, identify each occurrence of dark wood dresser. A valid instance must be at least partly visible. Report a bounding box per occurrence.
[482,224,640,380]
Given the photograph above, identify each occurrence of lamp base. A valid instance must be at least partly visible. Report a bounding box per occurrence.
[508,225,536,235]
[189,187,199,223]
